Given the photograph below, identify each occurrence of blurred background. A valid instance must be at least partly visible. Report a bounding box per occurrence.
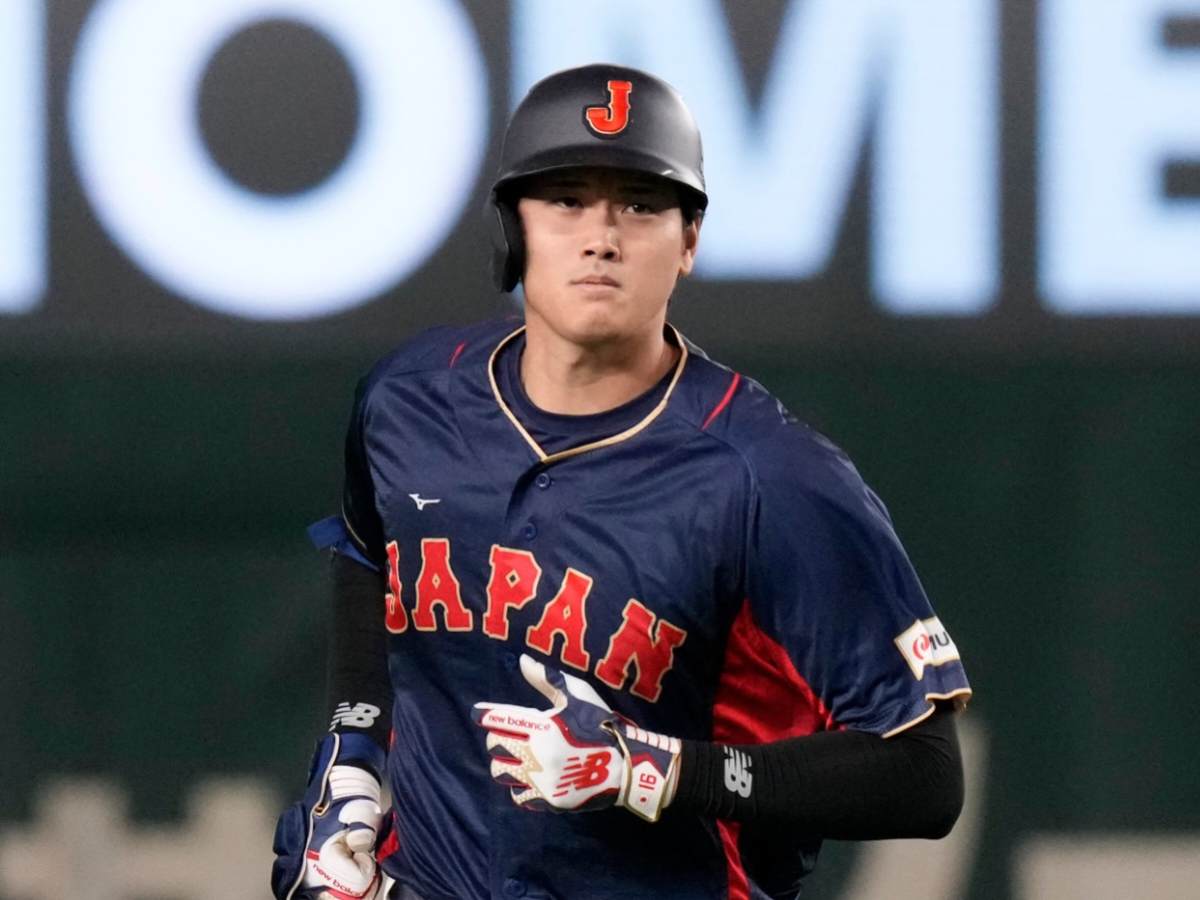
[2,1,1198,898]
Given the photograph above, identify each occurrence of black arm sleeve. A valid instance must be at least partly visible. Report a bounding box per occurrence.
[672,706,964,839]
[325,551,393,752]
[342,376,387,567]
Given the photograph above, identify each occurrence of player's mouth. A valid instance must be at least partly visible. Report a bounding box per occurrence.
[572,275,620,287]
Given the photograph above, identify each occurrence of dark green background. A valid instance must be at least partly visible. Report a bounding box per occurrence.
[4,344,1197,899]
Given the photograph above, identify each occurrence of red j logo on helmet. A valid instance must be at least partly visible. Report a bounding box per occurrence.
[585,80,633,135]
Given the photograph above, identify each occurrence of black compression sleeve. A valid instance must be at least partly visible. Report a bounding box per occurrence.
[325,551,393,753]
[672,708,963,839]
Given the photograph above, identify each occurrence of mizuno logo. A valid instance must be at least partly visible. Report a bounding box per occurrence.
[329,702,381,730]
[408,493,441,510]
[723,747,753,798]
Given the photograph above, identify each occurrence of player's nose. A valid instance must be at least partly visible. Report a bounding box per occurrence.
[580,200,621,261]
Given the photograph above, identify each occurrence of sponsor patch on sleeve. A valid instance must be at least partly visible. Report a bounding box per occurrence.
[894,617,961,679]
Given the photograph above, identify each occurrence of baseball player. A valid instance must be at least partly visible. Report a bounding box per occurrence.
[271,64,972,900]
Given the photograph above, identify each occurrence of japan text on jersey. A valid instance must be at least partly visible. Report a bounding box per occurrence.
[313,318,972,900]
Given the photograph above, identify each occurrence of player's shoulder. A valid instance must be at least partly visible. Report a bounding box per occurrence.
[355,317,522,398]
[677,334,872,509]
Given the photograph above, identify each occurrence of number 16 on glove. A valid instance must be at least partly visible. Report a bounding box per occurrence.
[472,654,681,822]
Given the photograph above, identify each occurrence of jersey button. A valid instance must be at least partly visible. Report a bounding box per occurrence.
[534,472,551,489]
[522,522,537,540]
[503,877,526,897]
[503,652,518,672]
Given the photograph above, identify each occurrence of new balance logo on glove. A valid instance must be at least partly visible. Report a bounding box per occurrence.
[555,752,614,796]
[330,702,381,730]
[723,747,753,798]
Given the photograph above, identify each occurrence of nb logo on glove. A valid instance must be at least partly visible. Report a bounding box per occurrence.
[555,752,614,796]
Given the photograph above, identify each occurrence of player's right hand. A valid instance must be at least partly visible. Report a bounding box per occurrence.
[473,654,681,823]
[271,732,388,900]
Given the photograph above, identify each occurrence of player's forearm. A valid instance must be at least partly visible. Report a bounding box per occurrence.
[325,551,393,751]
[672,707,963,839]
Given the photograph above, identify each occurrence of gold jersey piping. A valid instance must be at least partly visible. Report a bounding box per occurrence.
[486,324,689,465]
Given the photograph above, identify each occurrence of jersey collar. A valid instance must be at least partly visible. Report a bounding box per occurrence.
[487,324,689,465]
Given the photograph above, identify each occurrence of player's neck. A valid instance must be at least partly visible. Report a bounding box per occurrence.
[519,320,678,415]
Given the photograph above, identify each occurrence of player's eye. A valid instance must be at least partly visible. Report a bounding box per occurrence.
[553,196,581,208]
[619,199,667,214]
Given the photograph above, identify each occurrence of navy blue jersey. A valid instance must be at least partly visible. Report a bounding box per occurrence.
[331,318,971,900]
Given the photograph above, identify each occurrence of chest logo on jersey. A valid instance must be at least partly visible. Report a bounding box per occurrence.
[382,539,687,702]
[894,617,960,680]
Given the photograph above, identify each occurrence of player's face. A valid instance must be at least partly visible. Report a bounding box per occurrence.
[517,168,700,349]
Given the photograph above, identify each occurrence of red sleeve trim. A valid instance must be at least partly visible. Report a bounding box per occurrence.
[376,808,401,862]
[717,820,750,900]
[702,372,741,430]
[711,599,836,897]
[712,598,839,746]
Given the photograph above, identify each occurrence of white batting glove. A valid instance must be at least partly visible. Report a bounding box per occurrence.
[272,733,387,900]
[300,763,382,899]
[473,654,681,822]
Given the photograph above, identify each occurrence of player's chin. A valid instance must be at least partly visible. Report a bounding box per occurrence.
[559,311,634,348]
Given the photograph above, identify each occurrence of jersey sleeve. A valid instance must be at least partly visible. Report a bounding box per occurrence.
[340,375,387,570]
[744,429,971,737]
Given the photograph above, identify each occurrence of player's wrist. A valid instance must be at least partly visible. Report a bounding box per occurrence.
[607,720,682,821]
[671,739,740,820]
[325,730,387,783]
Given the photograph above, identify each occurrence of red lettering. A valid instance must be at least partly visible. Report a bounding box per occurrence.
[526,568,593,671]
[595,599,687,702]
[412,538,473,632]
[585,80,632,135]
[384,540,407,634]
[482,545,542,640]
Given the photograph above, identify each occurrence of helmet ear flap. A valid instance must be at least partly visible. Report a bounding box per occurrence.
[487,193,525,293]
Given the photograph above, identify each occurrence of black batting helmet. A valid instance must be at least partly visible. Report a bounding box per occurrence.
[487,63,707,292]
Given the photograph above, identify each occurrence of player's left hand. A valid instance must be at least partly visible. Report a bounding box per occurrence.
[472,654,681,822]
[271,732,387,900]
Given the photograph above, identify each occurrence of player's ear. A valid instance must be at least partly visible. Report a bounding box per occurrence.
[678,213,701,278]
